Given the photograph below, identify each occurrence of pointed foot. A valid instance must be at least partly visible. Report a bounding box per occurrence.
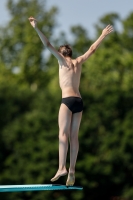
[51,170,68,182]
[66,173,75,186]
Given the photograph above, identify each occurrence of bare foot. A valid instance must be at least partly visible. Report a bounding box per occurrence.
[66,173,75,186]
[50,170,68,182]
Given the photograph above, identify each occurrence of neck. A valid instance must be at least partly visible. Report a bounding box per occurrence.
[65,56,71,60]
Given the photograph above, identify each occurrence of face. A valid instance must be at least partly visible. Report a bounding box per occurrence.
[58,45,72,57]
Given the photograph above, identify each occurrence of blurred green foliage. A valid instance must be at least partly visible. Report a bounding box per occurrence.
[0,0,133,200]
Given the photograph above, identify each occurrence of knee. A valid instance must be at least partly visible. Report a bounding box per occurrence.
[70,133,78,143]
[59,130,69,141]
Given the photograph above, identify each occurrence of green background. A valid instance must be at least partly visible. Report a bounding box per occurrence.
[0,0,133,200]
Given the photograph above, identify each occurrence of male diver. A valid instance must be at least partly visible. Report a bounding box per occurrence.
[29,16,113,186]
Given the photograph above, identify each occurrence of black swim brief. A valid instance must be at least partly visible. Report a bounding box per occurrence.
[61,97,83,114]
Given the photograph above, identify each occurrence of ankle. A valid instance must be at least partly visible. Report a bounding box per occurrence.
[58,166,67,171]
[68,169,75,174]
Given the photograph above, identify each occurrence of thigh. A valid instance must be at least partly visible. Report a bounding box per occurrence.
[58,103,72,134]
[70,112,82,138]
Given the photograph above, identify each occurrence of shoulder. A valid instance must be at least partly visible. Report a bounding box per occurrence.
[58,55,65,65]
[73,58,82,68]
[75,55,86,65]
[72,59,78,65]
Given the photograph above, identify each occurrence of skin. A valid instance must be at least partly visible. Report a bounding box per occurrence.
[29,16,113,185]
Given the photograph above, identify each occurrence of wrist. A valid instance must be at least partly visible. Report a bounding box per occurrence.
[101,33,106,38]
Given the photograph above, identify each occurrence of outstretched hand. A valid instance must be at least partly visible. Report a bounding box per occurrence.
[102,25,114,36]
[28,16,37,28]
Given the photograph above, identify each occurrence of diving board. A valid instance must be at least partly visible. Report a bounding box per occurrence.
[0,184,83,192]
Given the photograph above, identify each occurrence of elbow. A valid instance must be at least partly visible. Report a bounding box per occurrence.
[92,49,96,54]
[45,41,51,47]
[90,45,96,54]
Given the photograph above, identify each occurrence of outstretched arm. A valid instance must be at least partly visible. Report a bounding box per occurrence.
[29,16,64,62]
[76,25,113,64]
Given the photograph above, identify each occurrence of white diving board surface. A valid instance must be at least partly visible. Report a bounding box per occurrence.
[0,184,83,192]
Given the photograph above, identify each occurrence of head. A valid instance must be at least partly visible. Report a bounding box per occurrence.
[58,44,72,58]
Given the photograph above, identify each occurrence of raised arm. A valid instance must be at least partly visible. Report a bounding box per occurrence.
[28,16,64,62]
[76,25,113,64]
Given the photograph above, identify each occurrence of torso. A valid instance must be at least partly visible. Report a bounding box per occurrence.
[58,58,82,98]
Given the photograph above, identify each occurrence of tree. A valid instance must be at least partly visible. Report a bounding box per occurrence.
[0,1,61,200]
[1,0,58,86]
[78,12,133,200]
[0,0,133,199]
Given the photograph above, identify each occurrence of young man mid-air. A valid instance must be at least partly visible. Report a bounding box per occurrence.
[29,16,113,186]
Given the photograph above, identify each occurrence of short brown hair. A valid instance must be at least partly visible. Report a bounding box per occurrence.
[58,44,72,57]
